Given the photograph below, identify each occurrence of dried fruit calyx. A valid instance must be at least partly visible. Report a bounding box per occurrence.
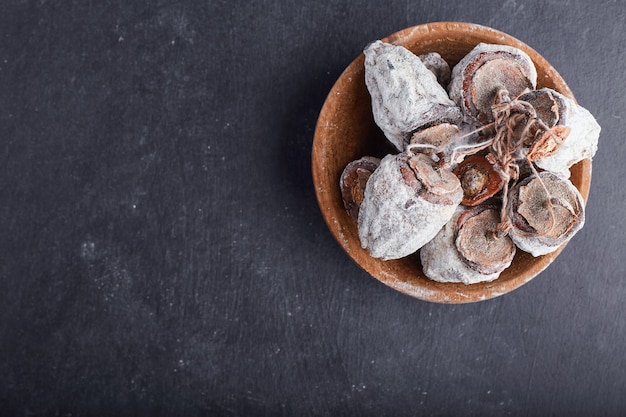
[340,157,381,221]
[453,154,504,206]
[358,152,462,260]
[455,206,516,275]
[507,171,585,256]
[410,122,460,150]
[448,43,537,125]
[520,88,600,176]
[421,205,516,284]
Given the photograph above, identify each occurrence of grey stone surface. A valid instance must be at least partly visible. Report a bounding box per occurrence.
[0,1,623,415]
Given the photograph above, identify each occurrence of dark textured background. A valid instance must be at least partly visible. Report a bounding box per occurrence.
[1,0,624,416]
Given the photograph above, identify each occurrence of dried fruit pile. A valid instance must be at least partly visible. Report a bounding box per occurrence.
[340,40,600,285]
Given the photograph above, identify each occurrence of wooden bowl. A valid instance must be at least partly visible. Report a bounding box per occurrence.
[312,22,591,303]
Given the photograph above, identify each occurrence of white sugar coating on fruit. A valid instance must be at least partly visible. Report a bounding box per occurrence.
[348,37,600,286]
[470,59,532,116]
[418,52,451,87]
[508,172,586,257]
[357,153,462,260]
[533,90,600,177]
[448,43,537,125]
[410,123,460,150]
[421,208,515,285]
[364,40,462,151]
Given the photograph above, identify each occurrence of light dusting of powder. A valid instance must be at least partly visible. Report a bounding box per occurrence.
[534,90,600,174]
[364,41,461,151]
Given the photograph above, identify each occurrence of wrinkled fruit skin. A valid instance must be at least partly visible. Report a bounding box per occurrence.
[358,152,462,260]
[410,122,461,153]
[349,39,600,285]
[421,206,516,285]
[507,171,585,256]
[525,88,600,176]
[339,157,381,222]
[364,41,462,151]
[453,154,504,206]
[448,43,537,126]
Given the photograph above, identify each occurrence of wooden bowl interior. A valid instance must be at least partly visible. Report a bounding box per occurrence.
[312,22,591,303]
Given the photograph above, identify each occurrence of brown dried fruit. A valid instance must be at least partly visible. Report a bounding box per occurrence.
[448,43,537,125]
[527,125,571,161]
[340,157,381,221]
[518,88,560,129]
[519,88,600,175]
[358,152,462,260]
[455,206,516,275]
[507,171,585,256]
[364,41,462,151]
[453,154,504,206]
[340,39,600,285]
[420,205,516,284]
[407,153,462,200]
[409,122,461,156]
[517,88,568,160]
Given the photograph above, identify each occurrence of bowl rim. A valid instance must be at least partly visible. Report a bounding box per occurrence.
[312,22,592,303]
